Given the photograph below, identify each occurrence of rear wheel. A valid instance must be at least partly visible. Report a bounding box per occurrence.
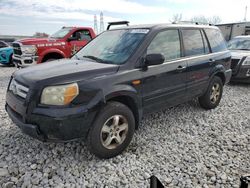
[198,76,223,109]
[87,101,135,159]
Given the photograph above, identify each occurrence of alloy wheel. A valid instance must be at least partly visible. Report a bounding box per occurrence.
[210,83,221,104]
[100,115,129,149]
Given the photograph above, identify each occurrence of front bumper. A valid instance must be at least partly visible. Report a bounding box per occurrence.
[13,54,39,67]
[5,91,97,142]
[231,65,250,83]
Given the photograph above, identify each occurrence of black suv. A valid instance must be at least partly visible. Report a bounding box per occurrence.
[6,24,232,158]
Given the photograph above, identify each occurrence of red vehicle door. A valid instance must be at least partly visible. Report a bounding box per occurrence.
[68,29,92,56]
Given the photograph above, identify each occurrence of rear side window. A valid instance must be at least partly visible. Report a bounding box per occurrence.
[182,29,205,57]
[204,29,227,52]
[147,30,181,61]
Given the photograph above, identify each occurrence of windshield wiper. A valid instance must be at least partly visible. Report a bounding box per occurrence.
[82,55,112,64]
[237,48,250,51]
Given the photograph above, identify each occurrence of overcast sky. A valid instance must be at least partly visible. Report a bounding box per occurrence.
[0,0,249,36]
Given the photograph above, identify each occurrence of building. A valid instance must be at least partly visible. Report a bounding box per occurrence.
[216,22,250,41]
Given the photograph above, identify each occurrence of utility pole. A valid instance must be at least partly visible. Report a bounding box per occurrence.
[94,14,98,34]
[100,12,104,33]
[244,6,247,22]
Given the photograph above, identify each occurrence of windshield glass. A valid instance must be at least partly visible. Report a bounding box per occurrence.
[73,29,149,65]
[50,27,72,39]
[228,38,250,50]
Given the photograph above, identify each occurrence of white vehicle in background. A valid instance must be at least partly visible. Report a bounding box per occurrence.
[228,36,250,83]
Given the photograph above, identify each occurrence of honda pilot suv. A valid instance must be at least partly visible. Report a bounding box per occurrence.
[5,24,232,158]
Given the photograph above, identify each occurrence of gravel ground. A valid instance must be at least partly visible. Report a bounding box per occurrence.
[0,65,249,188]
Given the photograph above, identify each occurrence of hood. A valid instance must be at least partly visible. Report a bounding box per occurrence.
[0,47,12,52]
[13,59,119,86]
[17,37,62,45]
[230,50,250,59]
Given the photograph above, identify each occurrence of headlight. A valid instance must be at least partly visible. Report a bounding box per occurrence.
[21,45,37,54]
[41,83,79,105]
[242,57,250,65]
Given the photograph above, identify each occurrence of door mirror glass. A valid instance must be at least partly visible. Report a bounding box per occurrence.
[145,53,165,66]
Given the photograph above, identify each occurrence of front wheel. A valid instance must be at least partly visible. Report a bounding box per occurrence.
[198,76,223,109]
[87,101,135,159]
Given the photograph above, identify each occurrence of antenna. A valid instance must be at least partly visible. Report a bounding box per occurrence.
[94,14,98,34]
[244,6,247,22]
[100,12,104,33]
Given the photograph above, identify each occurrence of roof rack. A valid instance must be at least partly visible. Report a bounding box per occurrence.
[172,21,213,26]
[107,21,129,30]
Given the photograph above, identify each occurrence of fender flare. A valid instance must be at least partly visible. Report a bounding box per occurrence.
[104,84,143,128]
[40,48,66,62]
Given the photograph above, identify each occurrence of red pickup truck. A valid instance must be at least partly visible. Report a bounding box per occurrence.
[12,27,96,67]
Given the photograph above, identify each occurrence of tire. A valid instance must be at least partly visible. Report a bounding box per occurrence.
[8,55,15,67]
[198,76,223,110]
[44,58,56,62]
[87,101,135,159]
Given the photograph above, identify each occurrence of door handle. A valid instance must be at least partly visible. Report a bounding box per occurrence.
[176,66,187,72]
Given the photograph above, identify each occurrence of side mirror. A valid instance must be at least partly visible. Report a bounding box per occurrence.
[144,53,165,66]
[67,37,77,42]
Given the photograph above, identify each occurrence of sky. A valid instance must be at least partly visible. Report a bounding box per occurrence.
[0,0,250,36]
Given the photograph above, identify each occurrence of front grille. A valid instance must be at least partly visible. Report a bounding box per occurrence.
[9,79,29,99]
[231,59,240,72]
[12,42,22,55]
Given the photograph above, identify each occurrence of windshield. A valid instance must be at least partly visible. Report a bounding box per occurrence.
[73,29,149,65]
[228,38,250,50]
[50,27,72,39]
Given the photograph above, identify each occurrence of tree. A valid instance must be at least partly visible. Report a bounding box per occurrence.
[208,16,222,24]
[170,13,182,23]
[191,16,209,24]
[190,15,222,25]
[33,32,49,38]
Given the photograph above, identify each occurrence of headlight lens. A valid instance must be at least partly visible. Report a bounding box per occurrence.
[242,57,250,65]
[41,83,79,105]
[21,45,37,54]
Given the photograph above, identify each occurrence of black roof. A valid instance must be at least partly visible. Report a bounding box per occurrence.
[111,23,218,31]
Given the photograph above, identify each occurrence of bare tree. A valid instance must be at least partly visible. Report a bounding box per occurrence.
[190,15,222,25]
[170,13,182,23]
[191,16,209,24]
[33,32,49,38]
[208,16,222,24]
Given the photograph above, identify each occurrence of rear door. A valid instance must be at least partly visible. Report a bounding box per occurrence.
[181,29,212,98]
[142,29,188,113]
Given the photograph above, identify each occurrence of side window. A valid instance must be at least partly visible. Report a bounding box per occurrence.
[147,30,181,61]
[182,29,205,57]
[71,30,92,42]
[204,29,227,52]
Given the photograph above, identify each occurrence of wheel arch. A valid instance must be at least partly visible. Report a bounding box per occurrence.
[105,91,142,129]
[41,49,66,62]
[209,65,226,85]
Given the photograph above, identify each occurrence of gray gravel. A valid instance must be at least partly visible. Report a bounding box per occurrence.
[0,65,249,187]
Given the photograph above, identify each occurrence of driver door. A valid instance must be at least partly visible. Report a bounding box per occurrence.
[142,29,188,113]
[69,30,92,56]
